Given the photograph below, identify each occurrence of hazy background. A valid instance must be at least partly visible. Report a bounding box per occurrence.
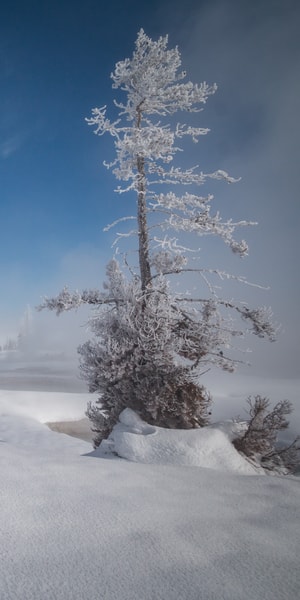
[1,0,299,405]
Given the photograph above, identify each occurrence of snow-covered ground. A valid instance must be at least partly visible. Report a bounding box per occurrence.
[1,358,300,599]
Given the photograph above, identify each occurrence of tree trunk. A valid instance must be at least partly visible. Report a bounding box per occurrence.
[136,103,151,291]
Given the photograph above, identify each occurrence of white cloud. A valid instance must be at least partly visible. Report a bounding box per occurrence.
[0,134,24,159]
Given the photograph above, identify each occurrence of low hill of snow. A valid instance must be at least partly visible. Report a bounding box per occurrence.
[100,408,258,474]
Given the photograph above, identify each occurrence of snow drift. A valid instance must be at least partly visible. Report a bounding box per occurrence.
[100,408,258,474]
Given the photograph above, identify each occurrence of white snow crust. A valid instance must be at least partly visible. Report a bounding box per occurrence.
[101,408,257,474]
[1,389,300,600]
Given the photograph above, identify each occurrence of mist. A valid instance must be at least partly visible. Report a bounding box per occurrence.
[155,0,300,380]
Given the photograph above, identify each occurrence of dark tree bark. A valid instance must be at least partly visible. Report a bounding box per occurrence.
[136,102,151,291]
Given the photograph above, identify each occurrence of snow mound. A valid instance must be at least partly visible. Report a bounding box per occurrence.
[101,408,258,474]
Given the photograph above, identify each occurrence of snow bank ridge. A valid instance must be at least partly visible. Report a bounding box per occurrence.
[101,408,258,474]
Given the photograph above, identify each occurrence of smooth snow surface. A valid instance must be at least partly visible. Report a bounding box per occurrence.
[1,391,300,600]
[0,389,90,422]
[101,408,257,474]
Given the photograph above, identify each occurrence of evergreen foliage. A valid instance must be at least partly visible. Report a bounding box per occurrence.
[233,396,300,474]
[40,31,277,446]
[78,261,212,445]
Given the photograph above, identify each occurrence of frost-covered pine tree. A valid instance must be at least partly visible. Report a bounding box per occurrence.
[40,30,276,446]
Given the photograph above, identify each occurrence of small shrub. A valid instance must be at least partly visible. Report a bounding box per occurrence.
[233,395,300,474]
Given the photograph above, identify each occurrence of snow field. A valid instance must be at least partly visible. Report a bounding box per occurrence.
[1,391,300,600]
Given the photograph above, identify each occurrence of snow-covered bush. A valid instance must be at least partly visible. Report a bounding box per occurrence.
[80,261,212,447]
[233,396,300,474]
[40,30,277,446]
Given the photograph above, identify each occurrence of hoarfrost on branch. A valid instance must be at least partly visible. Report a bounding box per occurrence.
[39,30,277,444]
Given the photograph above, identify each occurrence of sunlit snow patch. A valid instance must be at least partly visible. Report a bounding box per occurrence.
[100,408,258,474]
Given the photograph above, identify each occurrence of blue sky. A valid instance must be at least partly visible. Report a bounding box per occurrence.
[1,0,299,381]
